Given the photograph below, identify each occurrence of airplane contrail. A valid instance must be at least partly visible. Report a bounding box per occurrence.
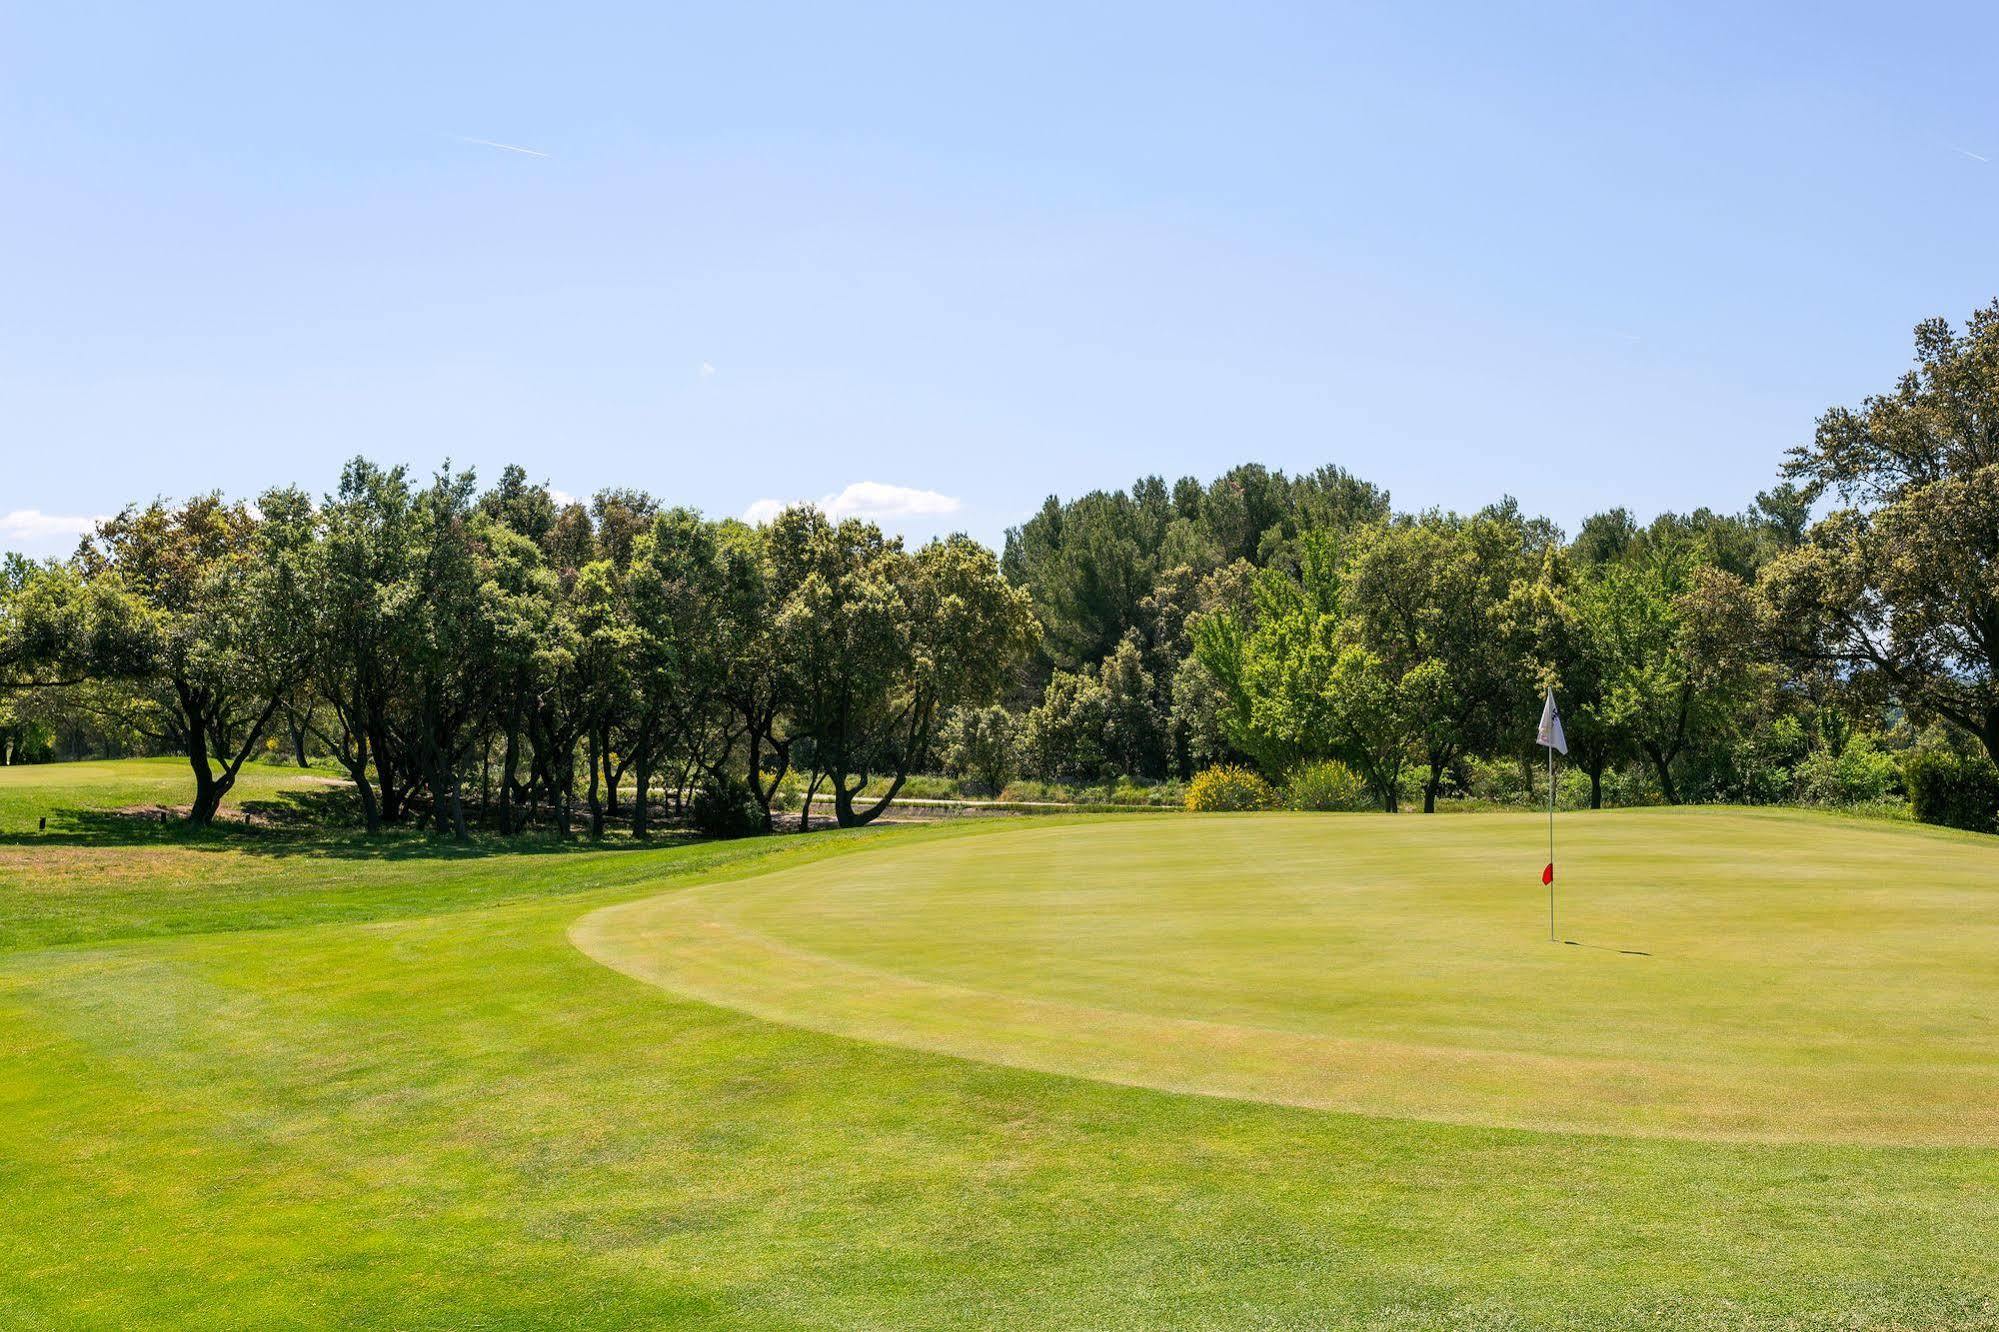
[456,136,551,158]
[1952,146,1990,163]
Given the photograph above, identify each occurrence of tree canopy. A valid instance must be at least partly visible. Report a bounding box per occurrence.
[8,301,1999,831]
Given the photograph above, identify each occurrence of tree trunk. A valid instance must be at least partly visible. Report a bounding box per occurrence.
[356,768,380,832]
[427,721,468,843]
[557,746,575,837]
[499,726,520,834]
[446,773,468,841]
[630,753,652,840]
[187,749,224,826]
[1588,762,1604,810]
[598,722,619,819]
[367,709,405,824]
[379,762,406,823]
[830,697,933,829]
[586,729,604,839]
[799,770,822,831]
[837,771,909,827]
[179,681,281,828]
[349,733,381,834]
[1643,742,1680,804]
[1422,760,1443,814]
[321,700,382,834]
[741,713,789,833]
[288,709,310,767]
[178,685,225,827]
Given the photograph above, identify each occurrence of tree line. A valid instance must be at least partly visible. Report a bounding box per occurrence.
[5,300,1998,834]
[0,464,1035,835]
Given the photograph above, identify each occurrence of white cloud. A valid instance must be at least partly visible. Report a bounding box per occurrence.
[742,481,962,528]
[824,481,961,521]
[699,360,716,378]
[0,509,105,549]
[741,496,789,525]
[548,488,579,509]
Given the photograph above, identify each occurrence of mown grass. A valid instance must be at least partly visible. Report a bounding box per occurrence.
[579,809,1999,1144]
[2,760,1997,1329]
[0,755,342,832]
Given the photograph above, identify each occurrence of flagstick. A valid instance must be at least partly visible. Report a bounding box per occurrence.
[1547,743,1555,942]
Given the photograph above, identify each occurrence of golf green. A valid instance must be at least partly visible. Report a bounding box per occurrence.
[575,809,1999,1145]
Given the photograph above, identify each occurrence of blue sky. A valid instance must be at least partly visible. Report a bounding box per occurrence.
[3,1,1995,555]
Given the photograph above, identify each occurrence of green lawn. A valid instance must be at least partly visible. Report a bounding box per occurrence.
[578,810,1999,1144]
[0,755,344,831]
[4,761,1998,1328]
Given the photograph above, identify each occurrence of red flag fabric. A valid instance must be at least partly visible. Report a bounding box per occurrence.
[1542,863,1554,885]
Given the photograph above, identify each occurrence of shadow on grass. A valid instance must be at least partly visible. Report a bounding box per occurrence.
[0,782,711,862]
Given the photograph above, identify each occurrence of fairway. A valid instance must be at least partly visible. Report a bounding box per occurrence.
[10,768,1999,1329]
[576,810,1999,1144]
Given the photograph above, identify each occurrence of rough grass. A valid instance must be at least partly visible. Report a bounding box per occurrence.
[3,761,1998,1328]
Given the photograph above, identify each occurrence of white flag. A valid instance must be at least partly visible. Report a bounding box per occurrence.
[1537,689,1567,754]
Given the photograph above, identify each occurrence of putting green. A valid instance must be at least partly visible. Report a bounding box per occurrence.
[572,810,1999,1145]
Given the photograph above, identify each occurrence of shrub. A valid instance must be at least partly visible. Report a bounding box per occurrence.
[1463,755,1537,806]
[1109,778,1180,806]
[1555,764,1647,810]
[1098,635,1167,779]
[1024,669,1109,782]
[1170,654,1240,775]
[689,775,766,837]
[988,778,1175,806]
[1185,764,1278,812]
[1284,759,1369,811]
[937,704,1023,796]
[1735,714,1807,805]
[1793,736,1899,807]
[1903,750,1999,833]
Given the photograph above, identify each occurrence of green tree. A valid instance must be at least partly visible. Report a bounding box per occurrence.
[1338,515,1529,812]
[1769,301,1999,762]
[1506,550,1626,808]
[776,513,1035,827]
[1,555,147,693]
[1024,668,1109,782]
[1589,552,1761,803]
[570,555,636,840]
[937,703,1023,795]
[1167,653,1242,777]
[1190,534,1405,807]
[1004,489,1164,669]
[396,468,490,839]
[303,459,431,833]
[80,495,308,825]
[474,514,564,836]
[627,510,758,831]
[1098,634,1166,778]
